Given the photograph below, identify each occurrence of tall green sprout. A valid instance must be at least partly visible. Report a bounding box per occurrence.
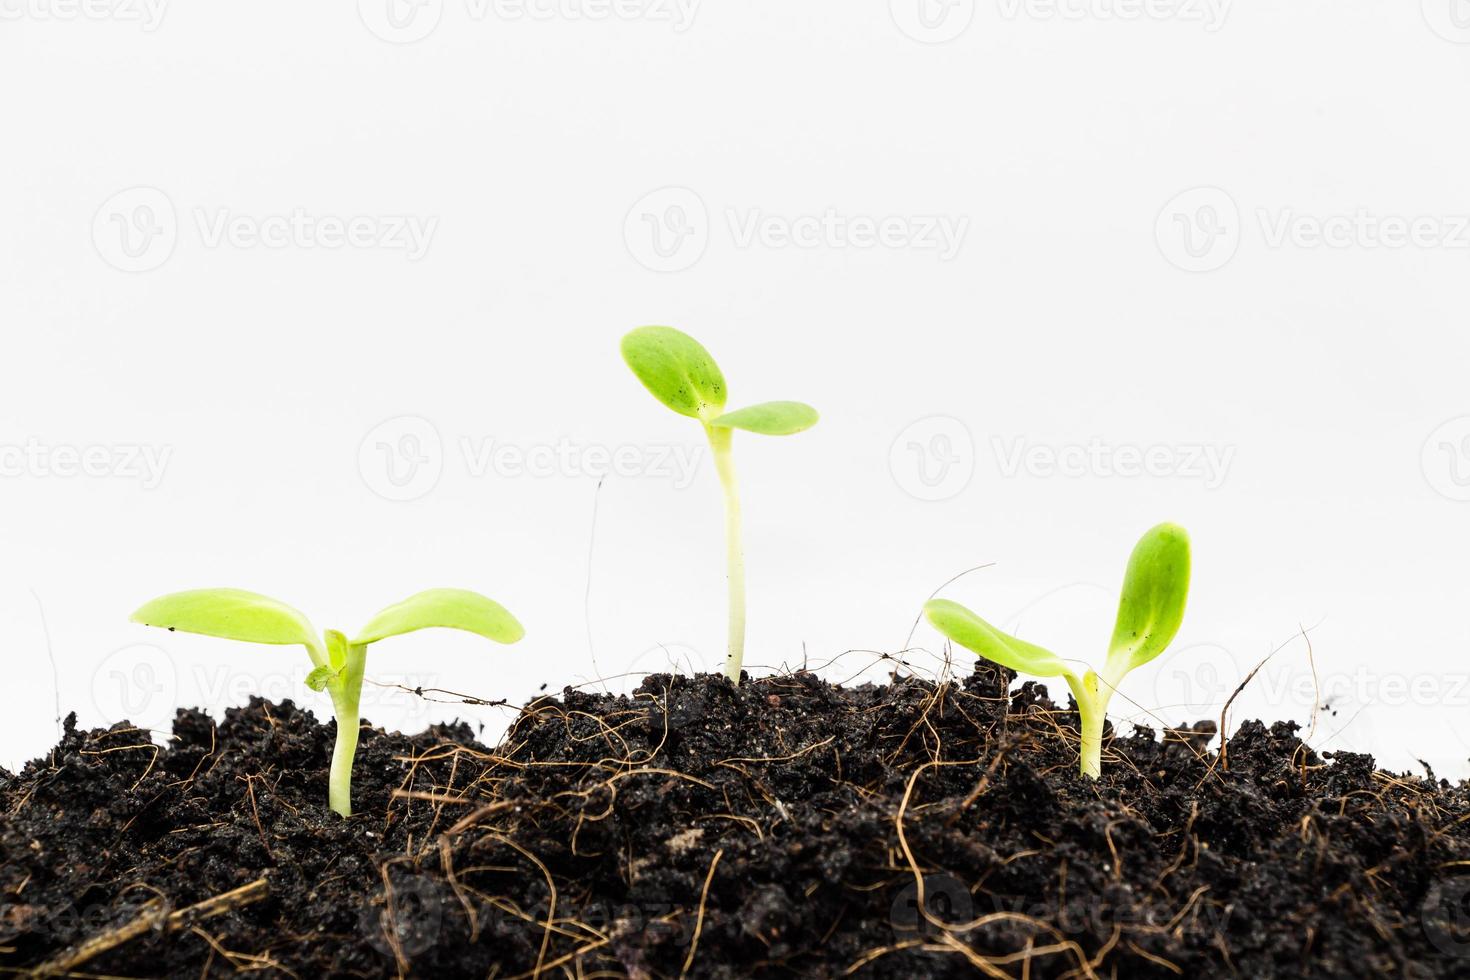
[621,326,818,682]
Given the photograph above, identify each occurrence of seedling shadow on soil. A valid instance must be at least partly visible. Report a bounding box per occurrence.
[3,662,1469,978]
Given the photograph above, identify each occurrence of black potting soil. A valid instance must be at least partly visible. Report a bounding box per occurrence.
[3,662,1468,978]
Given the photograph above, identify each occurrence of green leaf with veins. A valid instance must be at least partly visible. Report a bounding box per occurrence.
[620,325,728,420]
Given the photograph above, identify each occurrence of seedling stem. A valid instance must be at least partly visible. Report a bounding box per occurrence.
[323,630,368,816]
[1064,669,1112,779]
[706,423,747,681]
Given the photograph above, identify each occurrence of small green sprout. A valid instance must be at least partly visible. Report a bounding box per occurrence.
[923,523,1191,778]
[621,325,818,683]
[130,587,523,816]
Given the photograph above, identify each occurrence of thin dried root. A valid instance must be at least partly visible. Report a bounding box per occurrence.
[31,877,269,977]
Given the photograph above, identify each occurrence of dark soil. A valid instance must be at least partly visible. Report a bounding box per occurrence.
[3,663,1469,978]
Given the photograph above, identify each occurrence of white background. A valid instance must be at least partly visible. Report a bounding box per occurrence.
[3,1,1469,778]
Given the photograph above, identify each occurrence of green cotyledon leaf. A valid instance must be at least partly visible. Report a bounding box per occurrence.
[305,665,338,692]
[924,598,1075,679]
[131,589,321,654]
[1107,522,1191,673]
[708,401,819,436]
[621,326,728,420]
[352,588,524,647]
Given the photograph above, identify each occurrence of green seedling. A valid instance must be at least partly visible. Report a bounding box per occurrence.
[923,523,1190,778]
[131,588,523,816]
[621,325,818,683]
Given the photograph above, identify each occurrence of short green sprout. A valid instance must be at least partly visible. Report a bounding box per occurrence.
[924,523,1191,778]
[130,587,523,816]
[621,326,818,683]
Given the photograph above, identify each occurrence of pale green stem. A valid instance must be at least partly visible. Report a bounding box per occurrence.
[1064,670,1115,779]
[325,632,368,817]
[705,424,746,682]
